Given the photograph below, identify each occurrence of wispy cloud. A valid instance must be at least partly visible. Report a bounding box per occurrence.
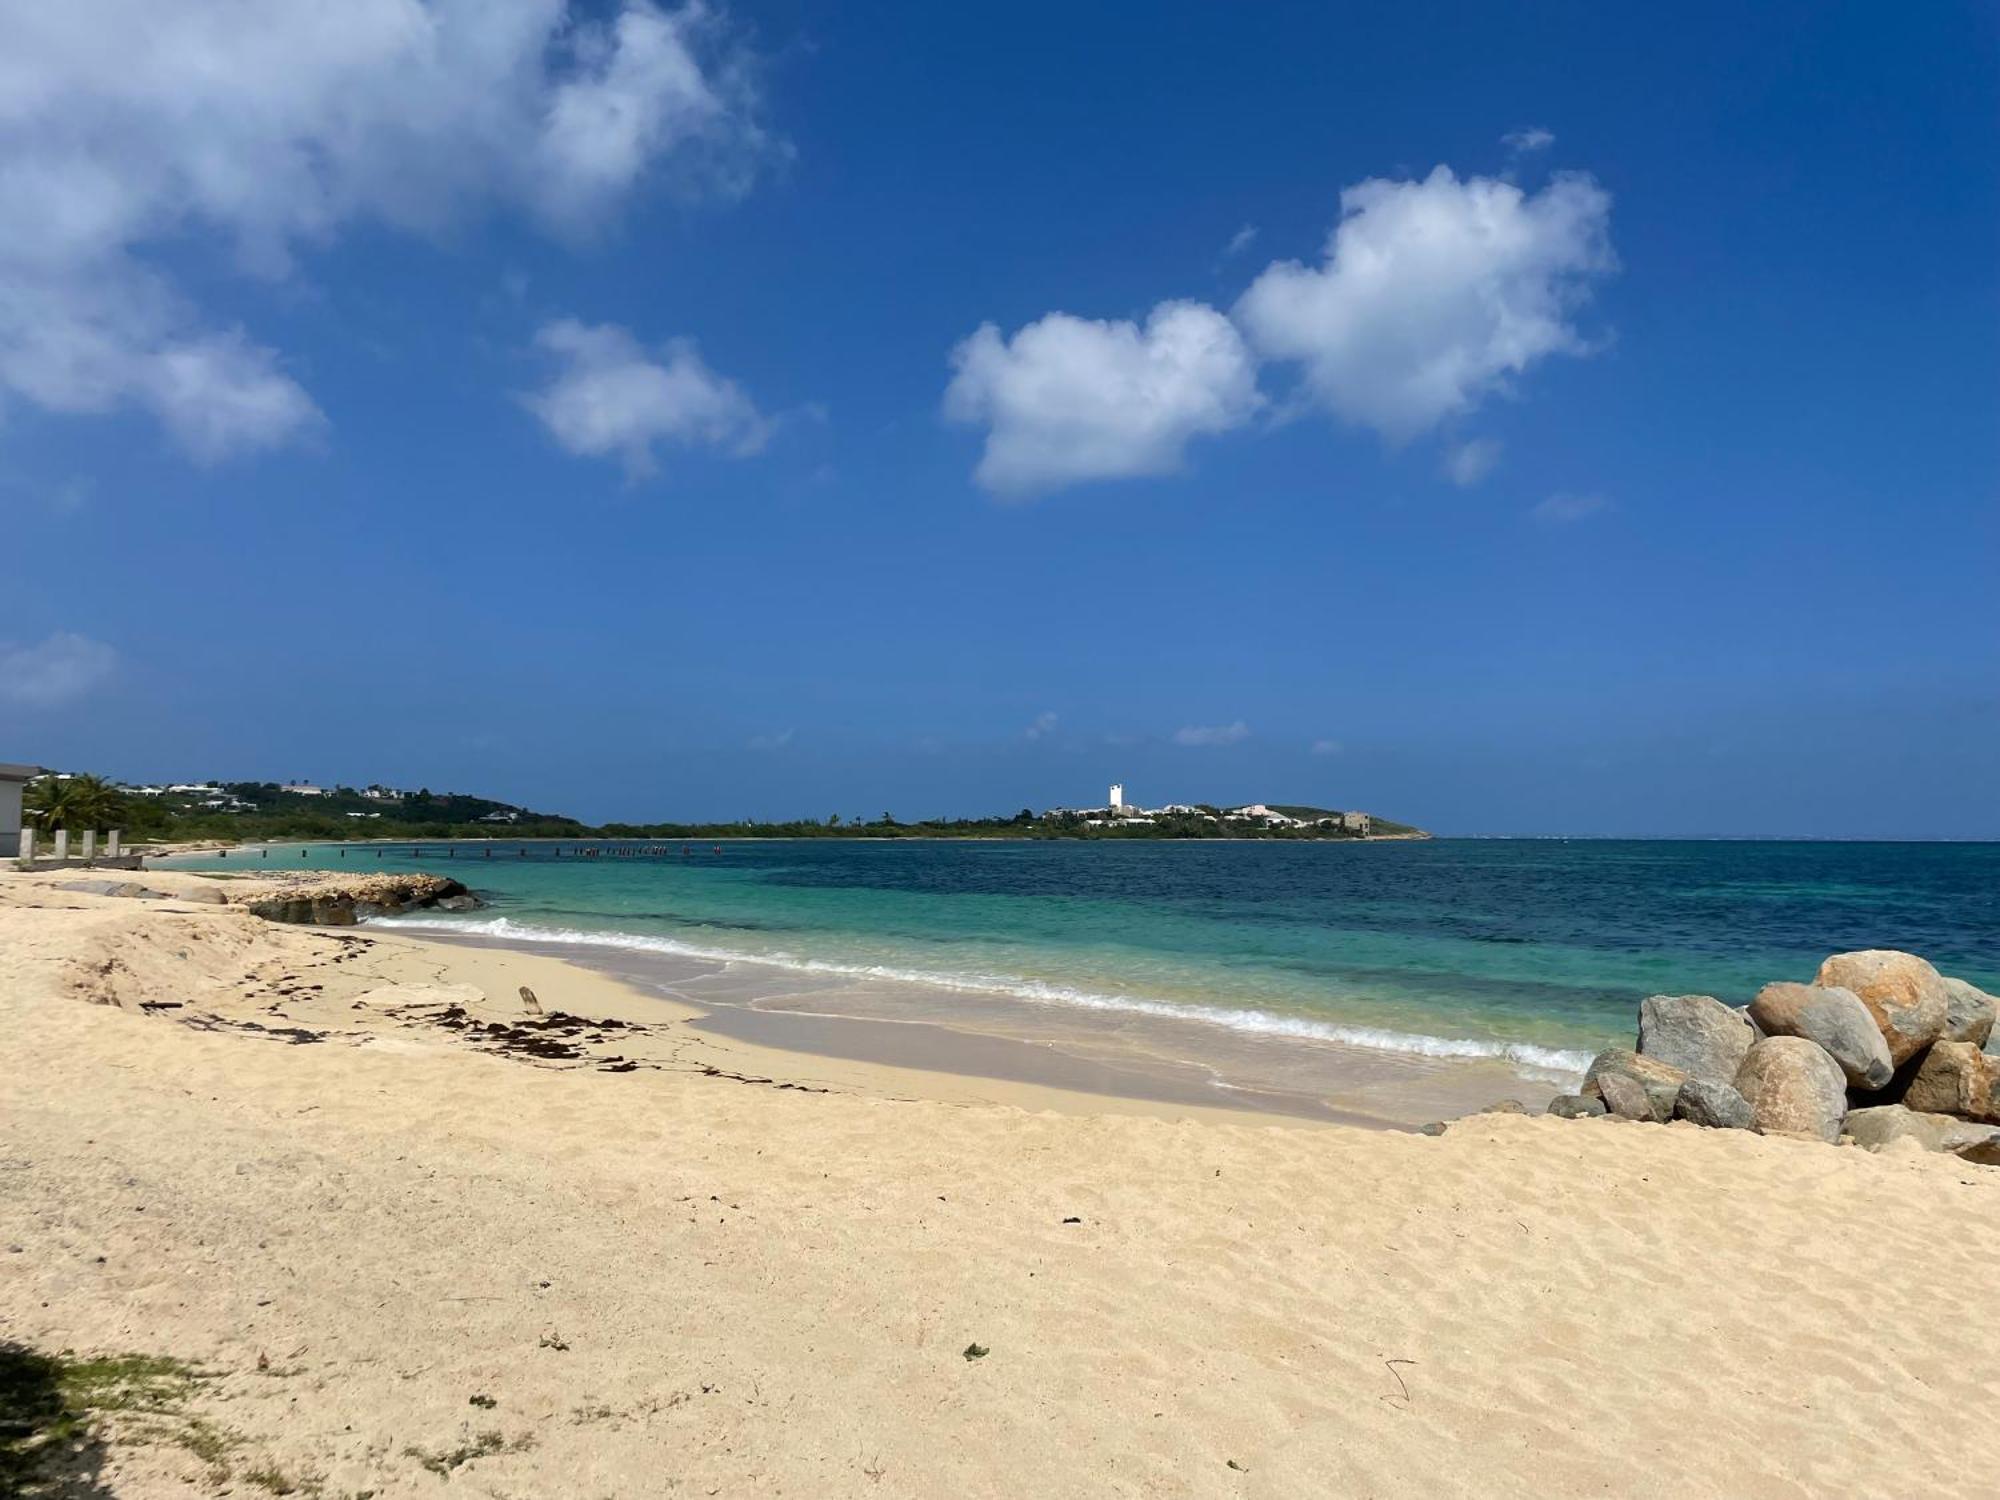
[1443,438,1502,487]
[1024,710,1059,740]
[1223,223,1259,257]
[524,319,769,480]
[746,728,794,751]
[1504,126,1556,153]
[1310,738,1344,756]
[0,631,118,706]
[1531,491,1611,524]
[1174,720,1250,747]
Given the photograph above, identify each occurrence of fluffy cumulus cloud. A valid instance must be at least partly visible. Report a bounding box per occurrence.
[949,163,1614,495]
[1174,720,1250,747]
[524,320,768,479]
[944,301,1262,496]
[1232,169,1608,446]
[0,632,118,706]
[1235,167,1614,442]
[0,1,765,459]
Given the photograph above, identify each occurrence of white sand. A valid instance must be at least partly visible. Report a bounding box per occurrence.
[2,868,1996,1498]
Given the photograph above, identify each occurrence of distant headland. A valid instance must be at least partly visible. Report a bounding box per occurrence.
[12,770,1428,845]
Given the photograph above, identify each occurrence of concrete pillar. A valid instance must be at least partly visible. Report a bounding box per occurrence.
[83,830,97,861]
[107,830,121,857]
[18,828,33,862]
[53,828,69,861]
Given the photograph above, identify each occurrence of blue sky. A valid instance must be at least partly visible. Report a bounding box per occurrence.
[2,0,1995,836]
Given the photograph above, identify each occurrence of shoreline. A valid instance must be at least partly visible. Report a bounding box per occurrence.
[3,865,1996,1496]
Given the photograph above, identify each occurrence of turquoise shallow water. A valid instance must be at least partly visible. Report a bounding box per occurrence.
[177,838,2000,1080]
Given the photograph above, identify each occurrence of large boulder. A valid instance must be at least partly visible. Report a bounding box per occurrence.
[1940,978,1997,1049]
[1636,994,1753,1085]
[1747,982,1894,1091]
[1734,1037,1847,1142]
[1583,1048,1687,1123]
[1813,950,1949,1066]
[1900,1041,1999,1122]
[1673,1078,1757,1131]
[1843,1104,2000,1166]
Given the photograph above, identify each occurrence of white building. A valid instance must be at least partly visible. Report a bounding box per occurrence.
[0,763,35,843]
[1108,782,1126,811]
[282,782,330,797]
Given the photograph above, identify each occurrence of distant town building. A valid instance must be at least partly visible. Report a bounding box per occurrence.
[1108,782,1126,811]
[361,785,408,802]
[282,783,330,797]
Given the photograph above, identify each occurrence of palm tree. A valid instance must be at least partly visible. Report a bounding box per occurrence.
[25,773,126,834]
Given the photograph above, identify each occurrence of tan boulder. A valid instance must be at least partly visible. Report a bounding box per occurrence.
[1900,1041,1999,1122]
[1813,950,1949,1066]
[1747,982,1894,1090]
[1734,1037,1847,1143]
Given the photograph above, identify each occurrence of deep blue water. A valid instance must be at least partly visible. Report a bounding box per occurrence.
[177,838,2000,1074]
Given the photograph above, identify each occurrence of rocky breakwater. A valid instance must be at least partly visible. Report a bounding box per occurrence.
[241,872,481,926]
[1534,951,2000,1166]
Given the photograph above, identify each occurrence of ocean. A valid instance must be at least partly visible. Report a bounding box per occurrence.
[176,838,2000,1117]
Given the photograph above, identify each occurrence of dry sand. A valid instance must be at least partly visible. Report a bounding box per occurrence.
[2,868,1996,1498]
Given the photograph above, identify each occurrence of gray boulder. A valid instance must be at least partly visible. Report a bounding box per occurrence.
[1901,1041,1999,1122]
[1673,1078,1757,1131]
[1734,1037,1847,1142]
[1583,1047,1688,1123]
[1813,950,1950,1066]
[1636,994,1754,1085]
[1747,982,1894,1091]
[1843,1104,2000,1166]
[1546,1093,1607,1120]
[1940,978,1997,1049]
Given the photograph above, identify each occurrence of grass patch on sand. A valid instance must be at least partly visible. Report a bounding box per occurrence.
[2,1345,220,1493]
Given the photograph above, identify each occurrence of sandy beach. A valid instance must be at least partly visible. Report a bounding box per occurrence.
[4,866,1997,1499]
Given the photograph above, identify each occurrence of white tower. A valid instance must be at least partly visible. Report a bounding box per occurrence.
[1108,782,1125,810]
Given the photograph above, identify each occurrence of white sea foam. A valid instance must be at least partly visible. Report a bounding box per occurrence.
[370,913,1592,1080]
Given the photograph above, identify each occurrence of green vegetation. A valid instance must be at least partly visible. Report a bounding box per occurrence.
[0,1345,236,1495]
[24,770,1424,845]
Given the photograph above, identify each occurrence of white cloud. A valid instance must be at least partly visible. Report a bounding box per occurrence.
[1310,738,1344,756]
[746,728,793,751]
[0,1,766,459]
[1223,224,1259,257]
[1531,491,1611,524]
[523,319,768,478]
[1174,720,1250,747]
[1024,710,1059,740]
[0,632,118,706]
[944,300,1262,496]
[1234,166,1614,441]
[1443,437,1502,487]
[1504,127,1556,153]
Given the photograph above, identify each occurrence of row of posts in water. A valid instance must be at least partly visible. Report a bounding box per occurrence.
[217,843,723,860]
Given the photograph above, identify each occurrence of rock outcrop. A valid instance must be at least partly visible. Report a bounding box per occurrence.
[1636,994,1753,1085]
[1734,1038,1847,1142]
[1746,982,1894,1091]
[1813,950,1950,1066]
[242,873,479,926]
